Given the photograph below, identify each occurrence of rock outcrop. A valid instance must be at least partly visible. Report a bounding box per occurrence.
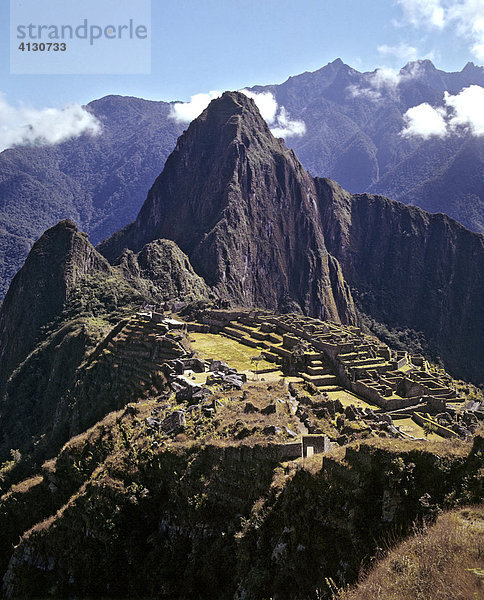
[99,91,483,382]
[115,238,211,302]
[0,416,481,599]
[0,223,213,465]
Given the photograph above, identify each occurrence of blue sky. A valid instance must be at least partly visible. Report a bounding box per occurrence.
[1,0,482,108]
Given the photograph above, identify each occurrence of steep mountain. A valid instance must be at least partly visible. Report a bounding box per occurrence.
[115,239,211,303]
[1,60,484,301]
[1,86,483,387]
[100,92,356,324]
[0,86,482,600]
[0,220,111,390]
[370,135,484,232]
[0,219,209,469]
[0,96,183,299]
[317,179,484,383]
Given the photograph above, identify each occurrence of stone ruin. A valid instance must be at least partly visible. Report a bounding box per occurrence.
[111,306,479,455]
[188,309,481,441]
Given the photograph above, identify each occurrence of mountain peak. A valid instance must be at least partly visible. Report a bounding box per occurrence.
[330,57,344,67]
[0,221,110,388]
[98,88,287,264]
[53,218,78,230]
[318,57,352,74]
[401,59,437,75]
[188,90,273,143]
[99,90,356,323]
[210,90,253,109]
[202,90,250,117]
[283,58,356,91]
[462,61,483,73]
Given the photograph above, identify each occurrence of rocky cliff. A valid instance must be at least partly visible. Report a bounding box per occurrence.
[99,91,483,382]
[99,92,356,324]
[115,238,211,302]
[316,178,484,383]
[0,222,211,471]
[253,58,484,234]
[2,60,484,303]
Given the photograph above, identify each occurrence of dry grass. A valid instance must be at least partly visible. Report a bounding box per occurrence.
[326,389,380,410]
[396,417,442,441]
[185,380,302,443]
[299,453,326,474]
[359,435,473,458]
[9,475,43,496]
[337,505,484,600]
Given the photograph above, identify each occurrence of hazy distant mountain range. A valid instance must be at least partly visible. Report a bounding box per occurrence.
[0,59,483,299]
[252,58,484,232]
[0,97,183,298]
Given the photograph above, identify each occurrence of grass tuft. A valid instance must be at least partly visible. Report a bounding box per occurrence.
[336,505,484,600]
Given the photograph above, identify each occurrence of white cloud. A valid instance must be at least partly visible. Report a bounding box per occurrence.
[401,84,484,138]
[238,90,278,123]
[0,94,100,153]
[401,102,448,138]
[347,58,440,102]
[240,90,306,138]
[378,43,419,62]
[396,0,484,63]
[347,67,401,101]
[170,89,306,138]
[447,1,484,62]
[473,41,484,62]
[347,64,423,101]
[378,43,436,65]
[371,67,402,91]
[445,85,484,135]
[269,106,307,138]
[169,90,222,123]
[347,84,383,101]
[396,0,445,29]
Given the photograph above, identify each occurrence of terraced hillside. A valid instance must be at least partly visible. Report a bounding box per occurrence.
[87,315,190,399]
[0,302,482,598]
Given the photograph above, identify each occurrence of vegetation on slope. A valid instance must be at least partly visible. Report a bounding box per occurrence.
[336,504,484,600]
[0,392,481,599]
[254,58,484,233]
[0,270,145,487]
[0,219,213,483]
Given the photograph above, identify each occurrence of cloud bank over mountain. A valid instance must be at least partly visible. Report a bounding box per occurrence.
[347,61,430,100]
[402,85,484,138]
[0,94,100,152]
